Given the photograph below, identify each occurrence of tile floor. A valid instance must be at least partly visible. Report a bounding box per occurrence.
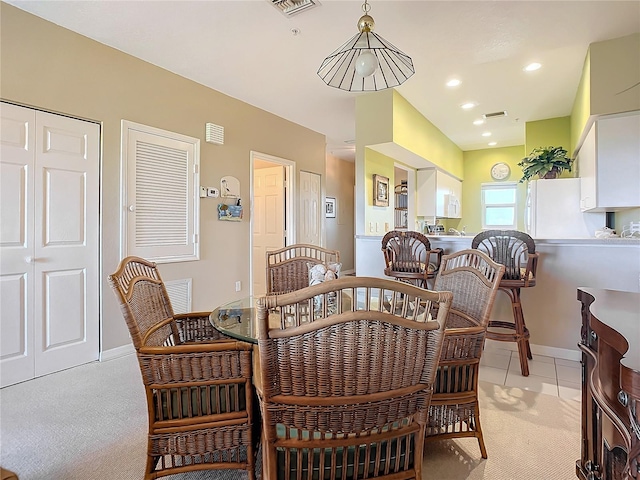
[479,343,582,401]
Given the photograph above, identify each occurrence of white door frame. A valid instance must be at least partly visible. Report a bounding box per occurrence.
[250,151,295,295]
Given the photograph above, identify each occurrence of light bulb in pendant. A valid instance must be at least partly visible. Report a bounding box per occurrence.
[355,51,377,77]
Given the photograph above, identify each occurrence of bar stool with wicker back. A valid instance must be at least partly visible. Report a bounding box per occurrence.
[471,230,539,377]
[381,230,443,289]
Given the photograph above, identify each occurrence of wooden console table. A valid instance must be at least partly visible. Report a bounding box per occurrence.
[577,288,640,480]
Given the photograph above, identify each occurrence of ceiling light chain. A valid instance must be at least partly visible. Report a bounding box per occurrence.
[317,0,414,92]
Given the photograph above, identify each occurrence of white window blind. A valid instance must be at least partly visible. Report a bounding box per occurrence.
[122,121,200,263]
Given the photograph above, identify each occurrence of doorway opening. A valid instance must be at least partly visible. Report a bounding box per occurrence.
[393,164,416,232]
[250,151,295,296]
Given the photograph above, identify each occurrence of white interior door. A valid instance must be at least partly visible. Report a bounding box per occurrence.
[0,103,100,387]
[252,165,285,295]
[1,103,36,387]
[299,171,321,246]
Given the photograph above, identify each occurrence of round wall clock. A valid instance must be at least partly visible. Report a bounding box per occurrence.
[490,162,511,181]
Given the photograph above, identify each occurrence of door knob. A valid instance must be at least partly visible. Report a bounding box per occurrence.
[25,256,36,263]
[128,205,136,212]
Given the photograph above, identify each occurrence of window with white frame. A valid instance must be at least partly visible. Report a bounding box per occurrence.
[121,120,200,263]
[481,182,517,229]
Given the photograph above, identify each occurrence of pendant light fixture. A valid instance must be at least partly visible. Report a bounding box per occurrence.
[317,0,414,92]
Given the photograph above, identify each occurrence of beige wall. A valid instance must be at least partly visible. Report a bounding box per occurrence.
[325,155,355,272]
[0,4,327,351]
[590,33,640,118]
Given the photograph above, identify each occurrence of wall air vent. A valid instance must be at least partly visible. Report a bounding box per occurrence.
[482,111,508,119]
[205,123,224,145]
[270,0,320,17]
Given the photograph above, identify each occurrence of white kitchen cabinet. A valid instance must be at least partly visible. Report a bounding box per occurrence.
[416,168,462,218]
[577,111,640,212]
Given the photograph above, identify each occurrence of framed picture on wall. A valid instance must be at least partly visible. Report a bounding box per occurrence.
[325,197,336,218]
[373,174,389,207]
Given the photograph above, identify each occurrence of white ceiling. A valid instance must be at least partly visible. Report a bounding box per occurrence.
[7,0,640,161]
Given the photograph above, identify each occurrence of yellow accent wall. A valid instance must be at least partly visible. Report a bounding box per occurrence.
[355,90,464,236]
[363,149,396,234]
[525,116,574,179]
[391,91,464,178]
[525,117,571,156]
[570,50,591,155]
[458,146,526,234]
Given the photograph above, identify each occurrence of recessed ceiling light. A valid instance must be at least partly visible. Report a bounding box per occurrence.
[488,142,497,146]
[461,102,476,110]
[482,132,492,137]
[473,119,485,126]
[524,62,542,72]
[446,78,461,87]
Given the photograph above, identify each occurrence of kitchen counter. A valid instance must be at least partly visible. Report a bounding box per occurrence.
[424,234,640,246]
[355,233,639,359]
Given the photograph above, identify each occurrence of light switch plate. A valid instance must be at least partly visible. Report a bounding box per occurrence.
[199,186,207,198]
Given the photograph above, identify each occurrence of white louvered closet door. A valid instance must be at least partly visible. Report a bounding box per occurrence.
[123,123,199,262]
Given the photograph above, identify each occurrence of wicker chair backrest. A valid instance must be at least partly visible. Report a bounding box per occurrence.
[266,243,340,294]
[108,256,176,350]
[434,249,505,328]
[381,230,431,273]
[256,276,452,479]
[471,230,535,280]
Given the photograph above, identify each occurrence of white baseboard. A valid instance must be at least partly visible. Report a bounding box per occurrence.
[100,343,135,361]
[341,268,355,275]
[485,339,581,362]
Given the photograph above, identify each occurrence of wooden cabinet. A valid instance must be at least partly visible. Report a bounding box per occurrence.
[577,112,640,212]
[416,168,462,218]
[576,288,639,480]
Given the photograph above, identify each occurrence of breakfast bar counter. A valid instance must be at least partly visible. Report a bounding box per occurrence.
[355,234,640,358]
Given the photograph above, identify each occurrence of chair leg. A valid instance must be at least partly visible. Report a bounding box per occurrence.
[474,402,488,459]
[510,288,531,377]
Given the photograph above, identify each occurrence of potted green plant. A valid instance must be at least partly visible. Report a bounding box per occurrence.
[517,146,573,182]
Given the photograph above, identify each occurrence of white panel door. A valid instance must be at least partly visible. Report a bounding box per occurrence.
[299,171,321,246]
[252,166,284,295]
[0,104,100,387]
[0,103,36,387]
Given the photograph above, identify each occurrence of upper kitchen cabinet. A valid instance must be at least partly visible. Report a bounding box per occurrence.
[416,168,462,218]
[577,112,640,212]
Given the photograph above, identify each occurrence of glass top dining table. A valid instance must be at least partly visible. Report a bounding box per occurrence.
[209,291,430,344]
[210,296,263,344]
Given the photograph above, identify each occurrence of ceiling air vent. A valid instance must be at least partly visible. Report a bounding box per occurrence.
[270,0,320,17]
[482,111,508,119]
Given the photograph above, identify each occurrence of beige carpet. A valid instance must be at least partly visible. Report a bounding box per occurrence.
[1,354,580,479]
[421,381,580,479]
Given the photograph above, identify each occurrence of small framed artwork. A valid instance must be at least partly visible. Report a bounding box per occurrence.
[325,197,336,218]
[373,174,389,207]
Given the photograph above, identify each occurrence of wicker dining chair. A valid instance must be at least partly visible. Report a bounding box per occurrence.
[471,230,539,377]
[381,230,443,289]
[256,276,453,480]
[424,249,505,459]
[266,243,340,295]
[108,256,256,480]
